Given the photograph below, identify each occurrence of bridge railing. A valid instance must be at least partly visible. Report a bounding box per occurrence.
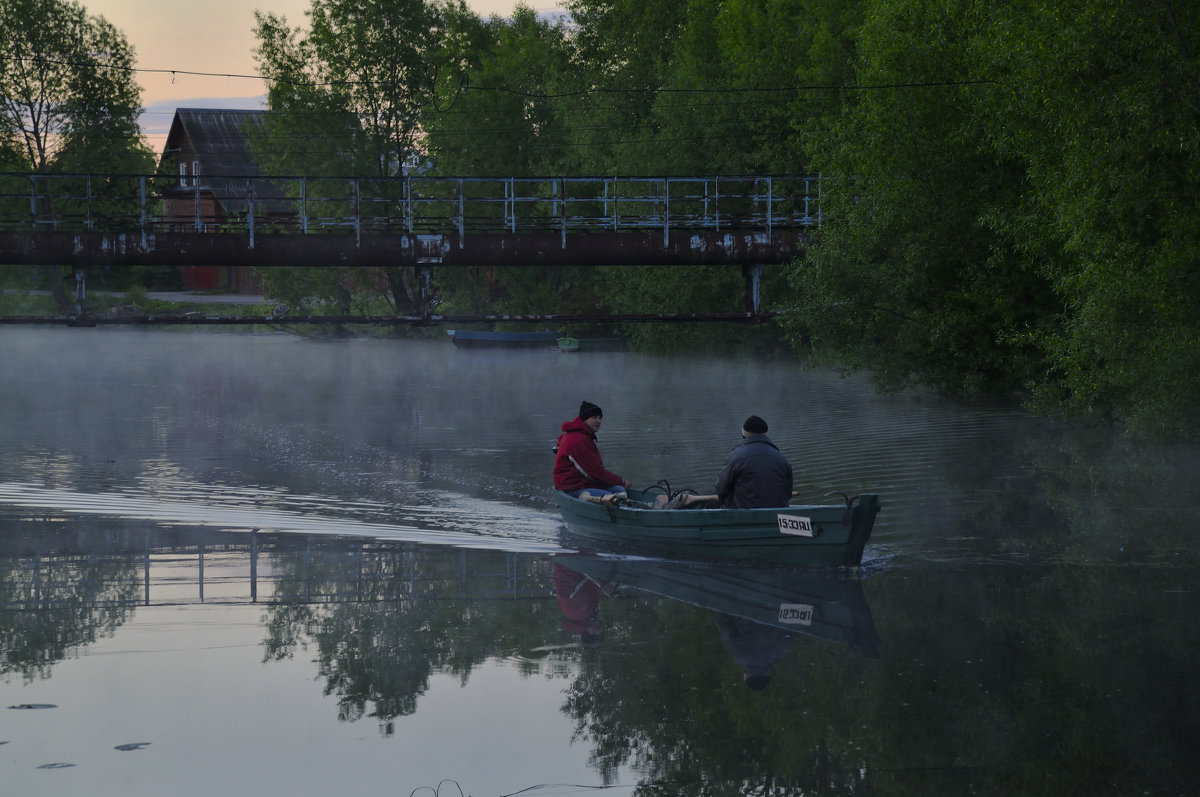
[0,173,821,239]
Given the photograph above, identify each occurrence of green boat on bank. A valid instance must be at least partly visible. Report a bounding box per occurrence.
[556,336,627,352]
[554,488,881,568]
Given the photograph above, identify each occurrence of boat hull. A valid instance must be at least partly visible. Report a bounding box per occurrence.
[447,329,560,349]
[556,336,627,352]
[554,489,880,567]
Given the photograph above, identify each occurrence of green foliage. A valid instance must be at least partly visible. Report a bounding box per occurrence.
[784,0,1053,395]
[597,264,795,356]
[252,0,465,177]
[423,6,573,176]
[0,0,152,173]
[255,266,355,312]
[434,264,588,316]
[780,0,1199,436]
[968,0,1200,435]
[83,265,184,292]
[239,0,1198,435]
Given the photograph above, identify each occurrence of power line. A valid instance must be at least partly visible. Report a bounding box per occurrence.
[17,56,993,96]
[466,79,994,98]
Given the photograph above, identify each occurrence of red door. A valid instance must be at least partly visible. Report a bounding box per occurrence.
[183,266,220,290]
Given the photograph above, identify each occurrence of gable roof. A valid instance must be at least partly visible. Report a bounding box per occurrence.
[162,108,266,177]
[159,108,289,214]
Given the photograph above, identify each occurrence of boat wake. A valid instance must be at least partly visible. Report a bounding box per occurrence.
[0,481,566,554]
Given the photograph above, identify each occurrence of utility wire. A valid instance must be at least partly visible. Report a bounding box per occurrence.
[15,55,993,96]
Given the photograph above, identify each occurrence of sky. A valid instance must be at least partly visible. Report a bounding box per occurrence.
[81,0,557,151]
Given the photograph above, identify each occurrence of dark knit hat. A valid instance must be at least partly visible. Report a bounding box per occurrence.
[742,415,768,434]
[579,401,603,421]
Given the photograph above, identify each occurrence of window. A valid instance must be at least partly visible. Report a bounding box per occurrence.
[179,162,189,188]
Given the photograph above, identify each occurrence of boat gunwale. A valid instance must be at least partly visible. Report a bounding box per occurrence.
[553,489,880,567]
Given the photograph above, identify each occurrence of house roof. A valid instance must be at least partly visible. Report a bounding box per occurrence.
[160,108,289,214]
[163,108,267,178]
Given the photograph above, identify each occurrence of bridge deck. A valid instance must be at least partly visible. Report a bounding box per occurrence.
[1,173,819,266]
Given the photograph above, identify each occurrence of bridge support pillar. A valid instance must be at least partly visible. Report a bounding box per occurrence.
[743,264,763,317]
[417,264,435,324]
[74,267,87,317]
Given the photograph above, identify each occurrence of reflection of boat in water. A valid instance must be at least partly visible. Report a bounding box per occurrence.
[446,329,560,349]
[554,488,881,567]
[556,336,627,352]
[558,554,880,658]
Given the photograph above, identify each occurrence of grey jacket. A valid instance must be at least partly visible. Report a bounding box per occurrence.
[714,433,794,509]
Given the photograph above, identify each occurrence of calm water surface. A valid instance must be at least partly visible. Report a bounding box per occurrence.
[2,328,1198,796]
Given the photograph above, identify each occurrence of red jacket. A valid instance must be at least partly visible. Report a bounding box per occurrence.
[554,417,625,491]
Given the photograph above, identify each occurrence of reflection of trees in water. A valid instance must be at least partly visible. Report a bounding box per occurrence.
[855,566,1200,797]
[261,546,559,733]
[889,416,1200,568]
[6,516,1195,794]
[561,599,871,794]
[556,558,1198,795]
[1019,427,1200,564]
[257,546,886,790]
[0,521,141,682]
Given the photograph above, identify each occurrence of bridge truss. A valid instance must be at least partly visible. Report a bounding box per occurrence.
[0,173,821,325]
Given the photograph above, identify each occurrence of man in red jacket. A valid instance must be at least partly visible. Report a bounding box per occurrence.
[554,401,632,497]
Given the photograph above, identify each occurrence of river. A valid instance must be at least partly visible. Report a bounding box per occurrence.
[1,327,1197,796]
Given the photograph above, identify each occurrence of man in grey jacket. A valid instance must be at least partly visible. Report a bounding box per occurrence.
[714,415,794,508]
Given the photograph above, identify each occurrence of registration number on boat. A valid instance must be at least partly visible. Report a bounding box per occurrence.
[778,603,815,625]
[777,514,814,537]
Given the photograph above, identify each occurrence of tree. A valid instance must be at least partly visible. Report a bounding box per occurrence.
[251,0,479,318]
[713,0,867,173]
[787,0,1200,436]
[253,0,466,177]
[1,0,153,313]
[784,0,1055,396]
[971,0,1200,435]
[0,0,150,174]
[422,5,573,176]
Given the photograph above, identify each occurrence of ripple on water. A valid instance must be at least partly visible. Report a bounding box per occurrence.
[0,481,565,555]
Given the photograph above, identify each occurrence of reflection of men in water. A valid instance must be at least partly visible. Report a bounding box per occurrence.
[716,614,794,691]
[553,561,610,644]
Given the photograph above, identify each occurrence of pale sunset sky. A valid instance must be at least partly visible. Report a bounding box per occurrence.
[81,0,557,150]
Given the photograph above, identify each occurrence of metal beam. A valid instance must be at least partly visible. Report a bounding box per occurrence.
[0,311,777,326]
[0,229,809,268]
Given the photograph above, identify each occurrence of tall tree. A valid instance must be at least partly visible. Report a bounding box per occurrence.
[559,0,691,174]
[422,5,572,176]
[785,0,1053,396]
[788,0,1200,436]
[972,0,1200,434]
[251,0,489,317]
[253,0,468,177]
[0,0,150,173]
[0,0,152,313]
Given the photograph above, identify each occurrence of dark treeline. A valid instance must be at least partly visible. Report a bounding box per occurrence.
[3,0,1196,436]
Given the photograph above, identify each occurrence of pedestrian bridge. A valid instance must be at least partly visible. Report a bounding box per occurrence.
[0,173,819,268]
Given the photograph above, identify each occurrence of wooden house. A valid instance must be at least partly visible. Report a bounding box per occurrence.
[158,108,290,292]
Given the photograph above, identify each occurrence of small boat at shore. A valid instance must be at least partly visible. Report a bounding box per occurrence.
[446,329,560,349]
[554,488,881,568]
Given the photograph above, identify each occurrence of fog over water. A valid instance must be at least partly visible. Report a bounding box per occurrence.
[2,327,1198,796]
[0,326,1059,554]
